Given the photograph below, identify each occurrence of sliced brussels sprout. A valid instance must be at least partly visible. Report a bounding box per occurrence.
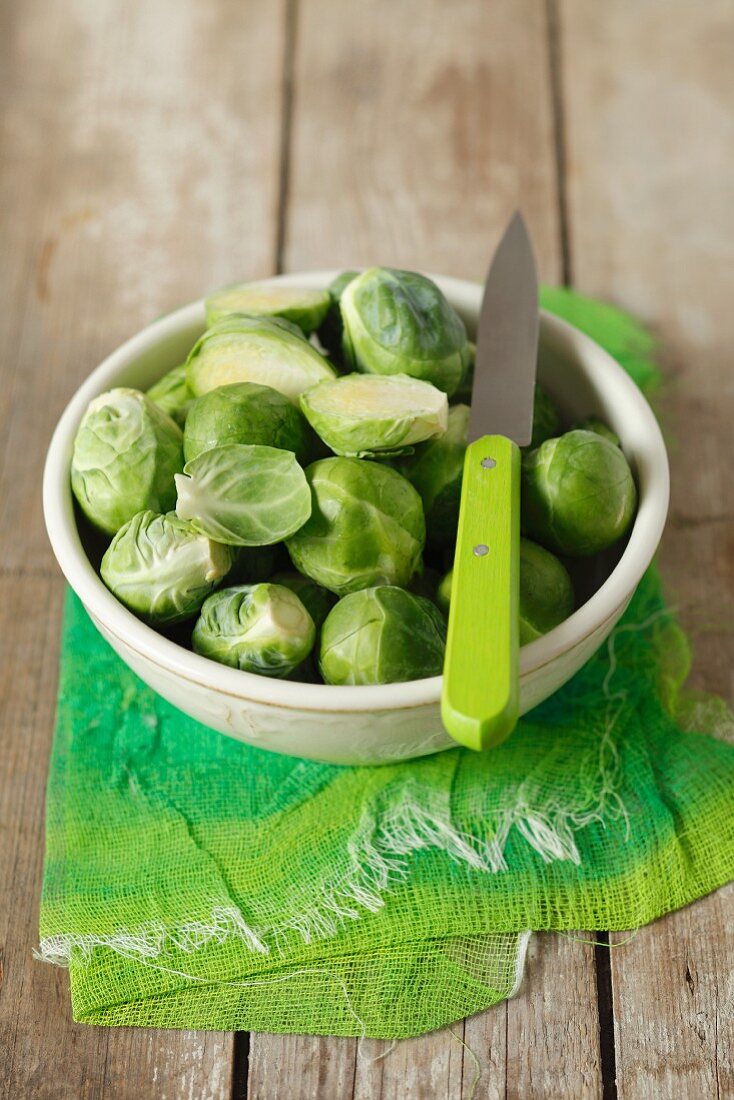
[100,510,233,624]
[183,381,313,464]
[398,403,469,549]
[434,537,573,643]
[71,388,184,536]
[205,282,331,333]
[146,364,195,428]
[340,268,470,396]
[193,583,315,677]
[175,444,311,546]
[270,571,337,630]
[316,270,359,356]
[576,416,620,447]
[286,457,425,596]
[299,373,448,457]
[319,586,446,685]
[186,315,336,403]
[522,429,637,556]
[528,385,562,450]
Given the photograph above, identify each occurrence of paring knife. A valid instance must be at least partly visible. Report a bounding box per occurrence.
[441,212,539,751]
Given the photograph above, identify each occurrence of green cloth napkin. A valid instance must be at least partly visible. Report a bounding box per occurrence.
[38,292,734,1037]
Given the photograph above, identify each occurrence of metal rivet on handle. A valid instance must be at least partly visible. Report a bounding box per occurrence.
[473,544,489,557]
[481,456,496,469]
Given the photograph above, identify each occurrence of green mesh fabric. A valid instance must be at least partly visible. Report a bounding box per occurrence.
[38,292,734,1037]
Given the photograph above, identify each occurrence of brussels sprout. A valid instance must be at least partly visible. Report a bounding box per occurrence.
[270,572,337,684]
[186,315,336,403]
[517,538,575,644]
[398,403,469,549]
[436,569,453,616]
[576,416,620,447]
[300,373,448,458]
[193,583,315,677]
[521,429,637,556]
[183,382,313,464]
[100,510,233,624]
[528,385,562,450]
[175,444,311,546]
[434,538,573,643]
[340,268,470,396]
[451,341,475,405]
[204,283,331,333]
[316,270,359,356]
[286,457,425,595]
[270,571,337,629]
[320,586,446,685]
[71,388,184,536]
[147,364,195,428]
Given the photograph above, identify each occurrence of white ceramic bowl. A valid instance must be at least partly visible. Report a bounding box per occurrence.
[43,272,669,764]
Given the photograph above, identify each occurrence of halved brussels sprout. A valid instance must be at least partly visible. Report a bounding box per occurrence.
[522,429,637,556]
[270,571,337,630]
[299,373,448,457]
[320,586,446,685]
[576,416,620,447]
[435,537,574,643]
[204,283,331,333]
[186,315,336,402]
[193,583,315,677]
[71,388,184,536]
[175,444,311,546]
[183,382,312,464]
[340,268,470,396]
[398,403,469,549]
[147,364,195,428]
[316,270,359,356]
[528,385,562,450]
[286,457,425,596]
[100,510,233,624]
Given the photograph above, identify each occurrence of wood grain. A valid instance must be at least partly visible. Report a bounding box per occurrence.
[560,1,734,1095]
[1,0,732,1095]
[248,1,604,1096]
[283,0,562,285]
[0,0,286,575]
[0,0,286,1095]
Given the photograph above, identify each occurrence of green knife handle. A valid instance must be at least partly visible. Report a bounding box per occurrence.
[441,434,521,751]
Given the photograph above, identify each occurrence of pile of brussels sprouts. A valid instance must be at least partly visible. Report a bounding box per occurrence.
[71,269,638,686]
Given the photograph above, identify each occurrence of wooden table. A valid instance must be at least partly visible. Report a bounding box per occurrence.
[1,1,732,1096]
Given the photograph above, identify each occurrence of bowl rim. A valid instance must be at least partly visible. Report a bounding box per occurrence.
[43,270,670,713]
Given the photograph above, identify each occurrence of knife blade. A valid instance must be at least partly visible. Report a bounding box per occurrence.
[441,212,539,751]
[469,212,539,444]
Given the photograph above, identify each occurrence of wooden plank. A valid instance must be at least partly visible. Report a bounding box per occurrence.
[248,1034,357,1100]
[503,933,601,1099]
[609,884,734,1100]
[0,0,286,1094]
[559,1,734,1095]
[248,1,605,1096]
[283,0,562,286]
[0,0,285,574]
